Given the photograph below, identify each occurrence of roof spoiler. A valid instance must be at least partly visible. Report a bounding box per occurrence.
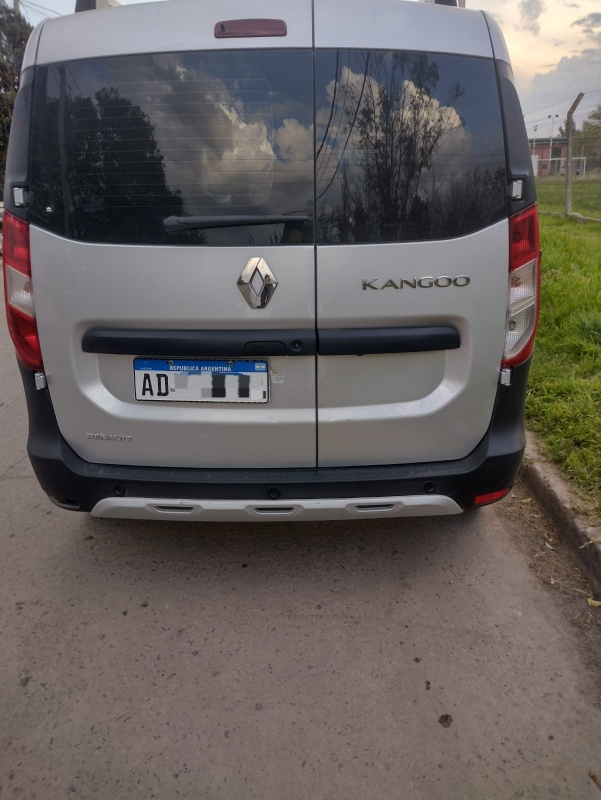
[74,0,465,11]
[419,0,467,6]
[75,0,121,11]
[74,0,465,10]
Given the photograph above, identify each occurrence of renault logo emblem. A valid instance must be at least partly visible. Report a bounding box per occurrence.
[237,257,278,309]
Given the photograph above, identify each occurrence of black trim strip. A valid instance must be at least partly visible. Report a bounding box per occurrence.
[82,325,460,358]
[492,58,536,214]
[82,328,316,357]
[318,326,460,356]
[18,359,530,511]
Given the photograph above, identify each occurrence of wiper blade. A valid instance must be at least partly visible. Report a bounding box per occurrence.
[164,214,309,233]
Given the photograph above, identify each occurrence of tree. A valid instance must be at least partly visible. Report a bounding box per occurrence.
[559,103,601,173]
[0,0,32,187]
[31,81,188,243]
[579,104,601,172]
[317,51,465,242]
[558,118,576,138]
[348,52,464,241]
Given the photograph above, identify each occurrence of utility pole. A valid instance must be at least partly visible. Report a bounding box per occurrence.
[565,92,584,214]
[13,0,20,15]
[547,113,558,173]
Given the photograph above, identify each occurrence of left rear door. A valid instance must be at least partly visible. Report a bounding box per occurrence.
[28,1,317,469]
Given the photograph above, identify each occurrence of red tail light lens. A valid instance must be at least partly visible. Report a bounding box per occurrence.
[502,204,540,368]
[510,205,539,264]
[473,488,511,506]
[3,211,44,371]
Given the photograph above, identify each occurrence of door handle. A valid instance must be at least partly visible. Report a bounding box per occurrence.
[82,328,316,357]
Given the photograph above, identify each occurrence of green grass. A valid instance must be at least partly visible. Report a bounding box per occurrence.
[535,175,601,219]
[526,214,601,521]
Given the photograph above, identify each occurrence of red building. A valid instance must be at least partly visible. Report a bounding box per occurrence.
[528,137,568,176]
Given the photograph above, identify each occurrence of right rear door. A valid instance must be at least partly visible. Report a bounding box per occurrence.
[314,0,511,467]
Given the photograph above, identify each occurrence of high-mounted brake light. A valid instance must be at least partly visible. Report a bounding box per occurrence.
[3,211,44,371]
[502,203,540,368]
[214,19,287,39]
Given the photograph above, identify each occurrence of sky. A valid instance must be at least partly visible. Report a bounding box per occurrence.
[14,0,601,140]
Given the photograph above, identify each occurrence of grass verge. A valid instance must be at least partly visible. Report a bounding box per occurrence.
[535,175,601,219]
[526,214,601,522]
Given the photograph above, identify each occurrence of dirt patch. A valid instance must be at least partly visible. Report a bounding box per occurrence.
[498,477,601,676]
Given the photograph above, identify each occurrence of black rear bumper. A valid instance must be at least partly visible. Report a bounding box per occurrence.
[19,360,530,513]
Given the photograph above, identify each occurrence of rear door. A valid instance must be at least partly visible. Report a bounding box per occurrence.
[314,0,510,467]
[28,1,316,469]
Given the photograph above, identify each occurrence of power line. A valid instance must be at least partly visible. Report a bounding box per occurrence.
[316,54,352,187]
[530,98,600,123]
[23,2,62,16]
[315,52,340,165]
[317,53,371,202]
[574,100,601,114]
[526,101,600,129]
[21,0,62,16]
[523,88,601,118]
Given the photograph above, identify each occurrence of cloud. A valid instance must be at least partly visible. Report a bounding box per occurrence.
[572,12,601,37]
[275,118,313,162]
[518,0,546,34]
[320,64,463,153]
[521,46,601,123]
[149,67,275,204]
[313,60,478,210]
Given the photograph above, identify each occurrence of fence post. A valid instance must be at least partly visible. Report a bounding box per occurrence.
[566,93,584,215]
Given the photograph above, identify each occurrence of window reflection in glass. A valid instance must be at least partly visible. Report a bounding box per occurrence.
[315,50,507,243]
[30,51,314,245]
[29,48,507,246]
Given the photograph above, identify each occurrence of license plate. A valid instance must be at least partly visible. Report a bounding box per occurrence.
[134,359,269,403]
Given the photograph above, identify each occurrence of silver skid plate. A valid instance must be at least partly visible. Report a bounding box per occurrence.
[91,495,462,521]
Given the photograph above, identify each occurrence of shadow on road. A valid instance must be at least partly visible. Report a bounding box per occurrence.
[55,509,483,601]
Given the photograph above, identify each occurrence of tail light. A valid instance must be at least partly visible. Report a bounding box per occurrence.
[3,211,44,371]
[502,204,540,367]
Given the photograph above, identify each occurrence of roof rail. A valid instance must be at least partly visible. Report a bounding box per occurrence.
[75,0,121,12]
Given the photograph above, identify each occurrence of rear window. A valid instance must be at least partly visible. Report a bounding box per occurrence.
[29,51,314,245]
[314,50,507,243]
[29,49,507,246]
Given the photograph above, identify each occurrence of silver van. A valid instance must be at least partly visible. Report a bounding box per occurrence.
[3,0,540,521]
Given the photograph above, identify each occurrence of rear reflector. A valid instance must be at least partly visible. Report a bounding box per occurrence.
[3,211,44,371]
[473,488,511,506]
[214,19,287,38]
[502,203,540,368]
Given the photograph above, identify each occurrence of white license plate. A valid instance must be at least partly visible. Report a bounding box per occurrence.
[134,359,269,403]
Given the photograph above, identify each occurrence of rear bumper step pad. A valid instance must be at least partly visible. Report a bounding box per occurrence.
[90,495,462,521]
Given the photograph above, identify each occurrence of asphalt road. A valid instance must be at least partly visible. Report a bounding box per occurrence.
[1,309,601,800]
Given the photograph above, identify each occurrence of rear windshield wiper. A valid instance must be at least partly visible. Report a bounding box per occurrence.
[164,214,309,234]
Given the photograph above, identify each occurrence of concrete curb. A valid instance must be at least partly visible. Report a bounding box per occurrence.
[521,431,601,598]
